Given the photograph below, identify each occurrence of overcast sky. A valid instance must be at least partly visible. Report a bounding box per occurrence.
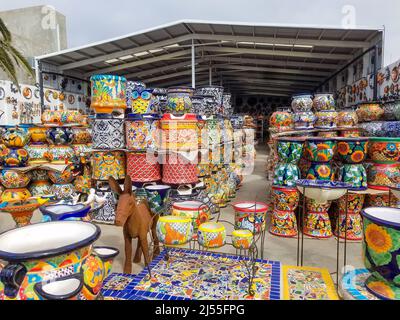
[1,0,399,65]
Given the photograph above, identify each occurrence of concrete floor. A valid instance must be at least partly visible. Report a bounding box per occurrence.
[0,145,364,283]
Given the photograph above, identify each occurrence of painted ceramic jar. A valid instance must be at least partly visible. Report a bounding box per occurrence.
[0,147,29,168]
[313,93,335,111]
[361,207,400,300]
[334,212,363,241]
[305,138,336,162]
[129,86,155,114]
[383,101,400,121]
[1,188,32,202]
[166,87,194,114]
[61,110,83,126]
[306,198,332,213]
[125,114,160,151]
[276,137,305,163]
[269,209,298,238]
[51,183,75,200]
[0,170,31,188]
[160,114,198,151]
[156,215,193,246]
[359,122,384,137]
[30,169,48,181]
[223,93,232,117]
[337,138,369,164]
[172,201,211,232]
[72,144,92,157]
[303,211,333,238]
[92,115,125,150]
[337,109,358,128]
[233,202,268,234]
[90,75,127,113]
[92,151,126,181]
[232,229,253,249]
[150,88,167,113]
[269,109,294,133]
[143,184,171,214]
[366,194,400,208]
[41,110,62,125]
[271,186,299,211]
[368,138,400,163]
[356,103,384,122]
[338,193,365,214]
[126,152,160,183]
[338,164,368,190]
[340,129,361,138]
[48,165,75,184]
[306,162,335,181]
[26,144,50,165]
[368,163,400,190]
[203,116,221,147]
[197,222,226,248]
[2,127,31,147]
[196,86,224,114]
[126,81,146,110]
[46,127,74,145]
[71,127,91,144]
[291,94,313,112]
[162,154,198,186]
[293,111,316,130]
[382,121,400,138]
[29,180,52,197]
[314,110,338,129]
[47,145,74,164]
[273,163,300,187]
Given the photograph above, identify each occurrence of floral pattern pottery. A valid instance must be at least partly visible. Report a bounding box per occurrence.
[46,127,74,145]
[368,138,400,163]
[359,121,384,137]
[172,200,211,232]
[71,127,91,144]
[41,110,62,125]
[232,229,253,249]
[0,169,31,188]
[318,131,338,138]
[303,211,333,238]
[72,144,92,157]
[51,183,75,200]
[356,103,384,122]
[160,114,198,151]
[197,222,226,248]
[1,188,32,202]
[306,198,332,213]
[334,212,363,241]
[338,164,368,190]
[293,111,316,130]
[337,109,358,128]
[271,186,299,211]
[269,209,298,238]
[125,114,160,151]
[273,163,300,187]
[233,202,268,234]
[47,145,74,164]
[92,151,126,181]
[313,93,335,111]
[126,81,146,110]
[304,138,336,162]
[382,121,400,138]
[337,138,369,164]
[29,180,52,197]
[314,110,338,129]
[0,198,46,228]
[361,207,400,300]
[276,137,305,163]
[306,162,334,181]
[166,87,194,114]
[195,86,224,114]
[129,86,155,114]
[291,94,313,112]
[90,75,127,113]
[156,215,193,246]
[338,193,365,214]
[269,110,294,133]
[340,129,361,138]
[25,144,50,164]
[367,163,400,191]
[196,163,211,177]
[92,115,125,149]
[61,110,83,126]
[0,147,29,167]
[30,169,48,181]
[2,127,31,147]
[48,165,75,184]
[367,194,400,209]
[74,167,92,194]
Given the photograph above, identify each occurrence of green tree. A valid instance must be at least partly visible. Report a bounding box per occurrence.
[0,18,35,87]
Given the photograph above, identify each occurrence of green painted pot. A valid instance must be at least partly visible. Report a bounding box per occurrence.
[336,138,369,164]
[305,138,337,162]
[276,137,305,164]
[338,164,368,190]
[273,163,300,187]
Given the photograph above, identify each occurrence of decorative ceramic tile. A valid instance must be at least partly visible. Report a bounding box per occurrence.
[341,268,379,300]
[102,248,281,300]
[282,265,339,300]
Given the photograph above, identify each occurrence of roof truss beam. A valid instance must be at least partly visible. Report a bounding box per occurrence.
[212,64,330,76]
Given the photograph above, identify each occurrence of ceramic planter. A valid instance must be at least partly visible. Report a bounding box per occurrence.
[26,144,50,165]
[368,138,400,163]
[361,207,400,300]
[306,198,332,213]
[356,103,384,122]
[2,127,31,148]
[195,86,224,114]
[48,165,75,184]
[314,110,338,129]
[149,88,167,113]
[41,110,62,125]
[305,138,336,162]
[273,163,300,187]
[366,194,400,208]
[172,200,211,232]
[196,163,211,177]
[271,186,299,211]
[269,110,294,133]
[334,212,363,241]
[291,94,313,112]
[28,127,47,144]
[306,162,334,181]
[162,154,198,186]
[340,129,361,138]
[126,81,145,109]
[30,169,48,181]
[276,137,305,163]
[72,144,92,157]
[222,93,232,117]
[47,145,74,164]
[46,127,74,145]
[74,167,92,194]
[383,100,400,120]
[40,204,91,222]
[232,229,253,249]
[51,183,75,200]
[203,116,221,147]
[160,114,198,151]
[303,211,333,238]
[130,87,155,114]
[1,188,32,202]
[337,138,369,164]
[197,222,226,248]
[92,151,126,181]
[92,115,125,150]
[293,111,315,130]
[71,127,91,144]
[368,163,400,190]
[382,121,400,137]
[90,75,127,113]
[126,152,160,183]
[269,209,298,238]
[0,198,43,228]
[338,164,367,190]
[61,110,83,126]
[233,202,268,234]
[125,114,160,151]
[156,215,193,245]
[359,121,384,137]
[338,193,365,214]
[0,147,29,168]
[318,131,338,138]
[29,180,52,197]
[144,184,170,212]
[337,109,358,128]
[313,93,336,111]
[0,169,31,188]
[166,87,194,114]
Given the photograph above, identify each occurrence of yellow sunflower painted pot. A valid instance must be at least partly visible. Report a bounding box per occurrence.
[197,222,226,248]
[306,162,335,181]
[361,207,400,300]
[305,138,337,162]
[336,138,369,164]
[156,215,193,246]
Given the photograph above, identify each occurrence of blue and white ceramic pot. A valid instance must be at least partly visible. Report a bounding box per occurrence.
[92,114,125,150]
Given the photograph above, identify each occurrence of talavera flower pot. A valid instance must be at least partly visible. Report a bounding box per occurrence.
[166,87,194,114]
[0,169,31,188]
[336,138,369,164]
[306,162,334,181]
[269,209,298,238]
[338,163,368,190]
[291,94,313,112]
[90,75,127,113]
[304,138,336,162]
[273,163,300,187]
[368,138,400,164]
[92,114,125,150]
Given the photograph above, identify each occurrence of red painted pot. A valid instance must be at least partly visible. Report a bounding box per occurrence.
[162,154,199,185]
[126,152,161,183]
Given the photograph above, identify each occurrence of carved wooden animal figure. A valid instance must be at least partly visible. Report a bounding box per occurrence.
[109,176,160,274]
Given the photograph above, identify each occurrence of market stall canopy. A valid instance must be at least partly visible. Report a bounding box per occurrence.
[36,20,383,97]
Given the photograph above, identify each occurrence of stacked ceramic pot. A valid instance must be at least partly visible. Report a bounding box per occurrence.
[337,107,360,137]
[269,107,294,134]
[291,94,315,130]
[0,126,32,203]
[313,93,338,134]
[270,137,304,237]
[335,137,369,240]
[302,137,337,238]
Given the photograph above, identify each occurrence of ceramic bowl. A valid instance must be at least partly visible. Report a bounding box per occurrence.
[0,147,29,168]
[336,138,369,164]
[293,111,315,129]
[337,109,358,128]
[304,138,337,162]
[1,187,32,202]
[47,145,74,164]
[368,138,400,163]
[356,103,384,122]
[296,179,351,203]
[312,93,335,111]
[271,186,299,211]
[314,110,338,129]
[291,94,313,112]
[233,202,268,234]
[368,162,400,191]
[382,100,400,121]
[359,121,385,137]
[338,164,368,190]
[0,169,31,188]
[269,110,294,133]
[382,121,400,137]
[156,215,193,246]
[40,204,91,222]
[2,127,31,148]
[46,127,74,145]
[276,137,305,163]
[25,144,50,165]
[197,222,226,248]
[232,229,253,249]
[29,180,52,197]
